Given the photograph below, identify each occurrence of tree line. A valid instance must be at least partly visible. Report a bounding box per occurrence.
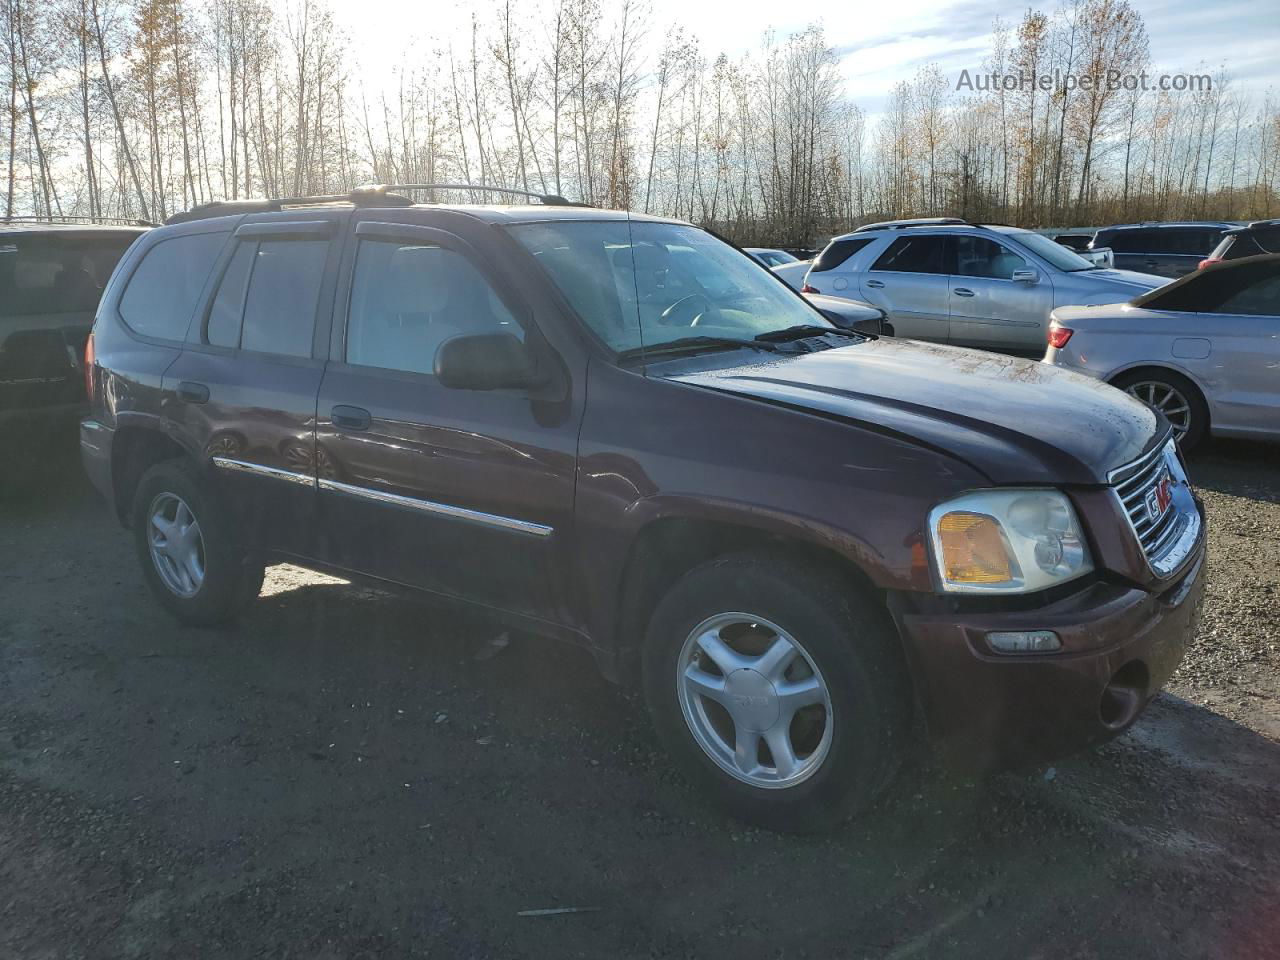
[4,0,1278,248]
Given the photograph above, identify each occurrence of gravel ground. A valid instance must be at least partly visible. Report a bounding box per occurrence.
[0,438,1277,959]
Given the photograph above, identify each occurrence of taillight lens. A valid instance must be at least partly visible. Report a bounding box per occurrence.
[83,332,95,402]
[801,283,818,294]
[1198,257,1222,270]
[1047,325,1073,349]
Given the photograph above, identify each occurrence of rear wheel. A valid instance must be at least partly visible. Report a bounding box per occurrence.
[132,460,264,626]
[1111,369,1208,451]
[641,551,911,832]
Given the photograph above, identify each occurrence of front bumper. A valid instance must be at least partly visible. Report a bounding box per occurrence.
[892,539,1206,771]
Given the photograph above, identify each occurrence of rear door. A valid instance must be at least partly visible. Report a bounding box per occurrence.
[858,234,951,342]
[164,213,343,558]
[313,215,580,623]
[948,235,1054,352]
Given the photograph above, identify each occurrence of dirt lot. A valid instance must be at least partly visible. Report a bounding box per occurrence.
[1,439,1278,959]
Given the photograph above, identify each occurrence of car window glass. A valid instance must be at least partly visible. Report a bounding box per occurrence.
[512,220,827,354]
[239,240,327,358]
[1137,261,1278,313]
[1253,228,1280,255]
[118,232,227,339]
[1106,230,1148,254]
[205,243,255,347]
[346,240,522,375]
[812,237,873,272]
[871,236,947,274]
[955,236,1028,280]
[1214,269,1280,316]
[0,235,136,317]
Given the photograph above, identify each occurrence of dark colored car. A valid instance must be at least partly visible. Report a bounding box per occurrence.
[1,222,145,476]
[81,186,1206,830]
[1200,219,1280,268]
[1090,222,1233,278]
[1052,233,1091,252]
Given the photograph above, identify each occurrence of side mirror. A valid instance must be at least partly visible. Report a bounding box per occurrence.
[435,333,536,390]
[1011,268,1040,284]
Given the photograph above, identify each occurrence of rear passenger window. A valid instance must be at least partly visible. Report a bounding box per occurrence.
[811,237,873,272]
[119,232,227,340]
[236,240,327,357]
[345,240,522,376]
[206,244,255,347]
[872,236,948,274]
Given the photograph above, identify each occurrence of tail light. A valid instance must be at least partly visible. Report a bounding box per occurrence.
[83,332,95,402]
[801,283,819,294]
[1047,325,1073,349]
[1197,257,1222,270]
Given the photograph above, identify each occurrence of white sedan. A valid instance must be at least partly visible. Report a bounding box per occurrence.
[1044,254,1280,449]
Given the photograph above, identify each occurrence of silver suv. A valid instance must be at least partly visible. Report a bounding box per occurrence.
[802,218,1167,353]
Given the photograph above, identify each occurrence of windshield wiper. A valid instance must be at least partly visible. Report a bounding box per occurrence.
[753,324,864,343]
[617,336,783,361]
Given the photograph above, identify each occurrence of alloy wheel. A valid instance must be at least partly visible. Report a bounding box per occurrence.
[1123,380,1192,440]
[147,492,206,598]
[676,613,834,789]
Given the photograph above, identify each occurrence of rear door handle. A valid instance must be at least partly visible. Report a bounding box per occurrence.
[865,279,885,288]
[953,288,975,297]
[331,405,371,431]
[177,381,209,404]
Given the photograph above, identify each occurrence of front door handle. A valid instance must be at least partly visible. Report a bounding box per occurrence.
[865,279,885,288]
[177,381,209,404]
[331,405,371,431]
[953,287,975,297]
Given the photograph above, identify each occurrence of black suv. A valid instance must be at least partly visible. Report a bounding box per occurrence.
[1,220,146,481]
[1202,219,1280,267]
[1089,221,1233,278]
[81,186,1204,829]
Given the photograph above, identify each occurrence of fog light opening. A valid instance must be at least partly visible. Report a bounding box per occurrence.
[1099,661,1149,730]
[986,629,1061,654]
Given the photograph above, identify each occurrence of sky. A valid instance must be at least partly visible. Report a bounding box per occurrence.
[331,0,1280,120]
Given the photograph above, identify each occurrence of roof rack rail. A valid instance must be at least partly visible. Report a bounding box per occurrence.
[377,183,579,206]
[164,186,416,225]
[1,214,156,227]
[853,217,970,233]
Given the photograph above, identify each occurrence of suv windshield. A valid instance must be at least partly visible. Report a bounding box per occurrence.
[1008,231,1096,272]
[511,219,829,354]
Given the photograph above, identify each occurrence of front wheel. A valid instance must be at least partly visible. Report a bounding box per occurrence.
[641,552,911,832]
[132,460,264,626]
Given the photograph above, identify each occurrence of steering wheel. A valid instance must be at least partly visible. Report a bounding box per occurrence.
[659,293,716,327]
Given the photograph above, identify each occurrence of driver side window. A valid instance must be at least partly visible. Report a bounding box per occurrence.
[344,240,522,376]
[955,236,1028,281]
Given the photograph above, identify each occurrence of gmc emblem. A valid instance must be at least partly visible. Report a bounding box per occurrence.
[1145,472,1174,523]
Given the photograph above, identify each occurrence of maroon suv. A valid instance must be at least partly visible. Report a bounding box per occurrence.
[81,187,1206,830]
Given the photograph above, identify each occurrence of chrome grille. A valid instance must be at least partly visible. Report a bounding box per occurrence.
[1110,438,1200,577]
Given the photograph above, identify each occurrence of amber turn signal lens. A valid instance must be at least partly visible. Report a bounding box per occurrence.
[936,511,1014,584]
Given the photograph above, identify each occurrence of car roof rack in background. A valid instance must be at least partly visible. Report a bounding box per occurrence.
[853,217,970,233]
[1,215,156,227]
[1245,218,1280,229]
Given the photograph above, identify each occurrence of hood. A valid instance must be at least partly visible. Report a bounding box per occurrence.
[1078,268,1167,292]
[665,338,1161,485]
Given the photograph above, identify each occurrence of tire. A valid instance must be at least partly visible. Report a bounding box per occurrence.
[132,459,264,626]
[1111,369,1208,452]
[641,551,912,832]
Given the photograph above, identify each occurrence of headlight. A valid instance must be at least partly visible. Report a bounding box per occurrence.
[927,489,1092,594]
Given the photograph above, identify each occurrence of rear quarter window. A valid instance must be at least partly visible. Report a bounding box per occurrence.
[811,237,874,272]
[118,231,228,340]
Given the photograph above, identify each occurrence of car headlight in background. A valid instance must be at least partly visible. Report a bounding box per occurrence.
[927,489,1092,594]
